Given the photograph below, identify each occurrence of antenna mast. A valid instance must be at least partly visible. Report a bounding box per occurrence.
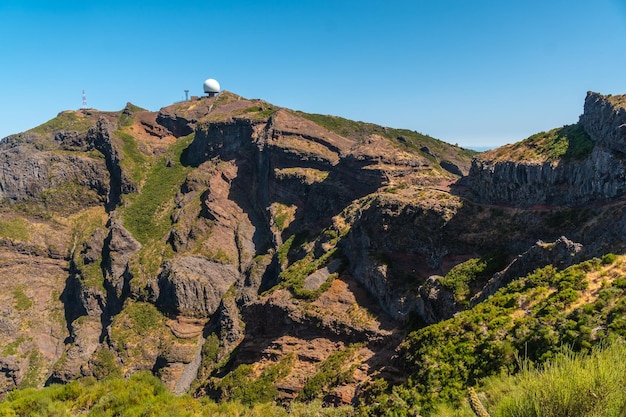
[82,90,87,109]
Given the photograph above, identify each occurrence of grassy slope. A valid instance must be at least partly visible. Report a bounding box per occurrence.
[296,111,476,166]
[484,123,594,163]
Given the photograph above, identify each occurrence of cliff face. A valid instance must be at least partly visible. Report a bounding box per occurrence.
[3,91,626,406]
[468,92,626,207]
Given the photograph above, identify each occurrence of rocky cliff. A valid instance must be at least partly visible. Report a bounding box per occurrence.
[2,91,626,407]
[468,92,626,207]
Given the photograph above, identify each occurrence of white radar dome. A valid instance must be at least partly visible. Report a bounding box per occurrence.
[203,78,221,94]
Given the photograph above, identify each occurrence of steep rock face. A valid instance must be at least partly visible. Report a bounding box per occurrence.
[468,92,626,207]
[88,118,137,207]
[579,92,626,151]
[340,193,466,321]
[102,221,141,312]
[0,134,109,203]
[156,257,239,318]
[468,147,626,206]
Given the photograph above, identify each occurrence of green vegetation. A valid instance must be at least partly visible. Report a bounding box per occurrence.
[0,217,29,241]
[295,111,476,161]
[359,256,626,415]
[494,123,594,162]
[209,354,295,405]
[277,247,339,299]
[272,202,294,231]
[39,181,103,214]
[124,301,164,335]
[234,105,279,120]
[70,207,108,291]
[441,341,626,417]
[110,301,165,351]
[90,348,123,380]
[117,103,146,127]
[122,133,194,245]
[206,247,232,264]
[2,336,25,356]
[0,371,355,416]
[116,131,149,185]
[0,371,301,416]
[439,253,507,306]
[29,111,94,135]
[19,350,43,389]
[298,345,360,401]
[13,286,33,311]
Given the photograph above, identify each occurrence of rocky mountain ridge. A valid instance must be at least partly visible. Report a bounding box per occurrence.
[1,91,626,409]
[468,91,626,207]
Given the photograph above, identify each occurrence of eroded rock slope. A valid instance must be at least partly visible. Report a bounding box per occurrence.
[2,91,626,406]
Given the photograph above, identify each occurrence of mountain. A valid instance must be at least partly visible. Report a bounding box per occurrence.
[1,91,626,415]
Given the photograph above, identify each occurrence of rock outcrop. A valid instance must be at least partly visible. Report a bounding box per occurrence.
[468,92,626,207]
[156,257,239,318]
[4,90,626,406]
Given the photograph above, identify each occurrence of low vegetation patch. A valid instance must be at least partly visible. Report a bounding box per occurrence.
[490,123,594,162]
[116,131,150,185]
[439,252,508,306]
[29,111,94,135]
[13,286,33,311]
[298,345,360,401]
[0,217,30,241]
[209,354,295,406]
[122,133,194,245]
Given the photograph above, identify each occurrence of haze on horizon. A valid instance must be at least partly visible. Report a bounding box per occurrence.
[1,0,625,149]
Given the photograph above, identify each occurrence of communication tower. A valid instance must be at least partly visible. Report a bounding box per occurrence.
[82,90,87,109]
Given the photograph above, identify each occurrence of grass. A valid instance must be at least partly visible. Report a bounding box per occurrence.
[0,217,30,241]
[277,247,339,300]
[210,354,296,405]
[90,348,123,380]
[38,180,103,215]
[234,105,279,120]
[116,131,150,185]
[29,111,94,135]
[272,202,294,231]
[456,340,626,417]
[13,286,33,311]
[489,123,594,163]
[360,255,626,415]
[294,111,476,162]
[19,350,43,389]
[2,336,25,356]
[122,133,195,245]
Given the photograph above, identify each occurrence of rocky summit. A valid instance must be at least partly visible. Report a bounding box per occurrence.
[2,91,626,413]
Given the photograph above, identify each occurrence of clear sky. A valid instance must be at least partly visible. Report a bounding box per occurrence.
[1,0,625,149]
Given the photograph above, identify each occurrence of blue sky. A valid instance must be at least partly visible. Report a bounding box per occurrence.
[1,1,625,148]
